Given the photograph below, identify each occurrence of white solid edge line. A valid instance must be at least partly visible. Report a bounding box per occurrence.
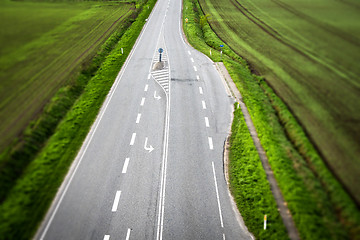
[111,191,121,212]
[212,161,224,228]
[136,113,141,124]
[199,87,203,95]
[205,117,210,127]
[144,84,149,92]
[122,158,130,173]
[202,100,207,109]
[103,235,110,240]
[125,228,131,240]
[140,97,146,106]
[208,137,214,150]
[156,29,171,240]
[130,133,136,146]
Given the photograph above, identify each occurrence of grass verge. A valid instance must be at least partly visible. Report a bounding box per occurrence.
[0,0,156,239]
[183,0,360,239]
[229,103,289,239]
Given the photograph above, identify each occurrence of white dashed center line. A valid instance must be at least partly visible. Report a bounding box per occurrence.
[199,87,203,95]
[205,117,210,127]
[130,133,136,145]
[193,66,197,72]
[125,228,131,240]
[122,158,130,173]
[148,73,151,79]
[136,113,141,124]
[208,137,214,150]
[196,75,200,80]
[103,235,110,240]
[202,100,207,109]
[188,50,191,55]
[140,97,145,106]
[111,191,121,212]
[190,58,194,62]
[144,84,149,92]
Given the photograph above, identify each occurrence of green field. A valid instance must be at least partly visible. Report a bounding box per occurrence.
[198,0,360,203]
[0,0,134,151]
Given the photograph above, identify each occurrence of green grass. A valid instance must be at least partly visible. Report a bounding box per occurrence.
[0,0,157,239]
[230,103,289,239]
[0,0,134,152]
[183,0,360,239]
[198,0,360,203]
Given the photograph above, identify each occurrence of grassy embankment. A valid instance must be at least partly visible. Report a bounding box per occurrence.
[199,0,360,204]
[0,0,136,202]
[183,0,360,239]
[0,0,157,239]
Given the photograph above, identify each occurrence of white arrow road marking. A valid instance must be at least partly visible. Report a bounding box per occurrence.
[154,91,162,100]
[125,228,131,240]
[144,137,154,153]
[103,235,110,240]
[122,158,130,173]
[111,191,121,212]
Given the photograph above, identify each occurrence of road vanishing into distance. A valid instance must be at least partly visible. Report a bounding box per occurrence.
[35,0,253,239]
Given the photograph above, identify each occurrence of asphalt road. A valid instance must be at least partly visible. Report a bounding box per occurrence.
[35,0,253,239]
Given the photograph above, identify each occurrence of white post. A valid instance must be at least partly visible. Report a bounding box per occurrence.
[264,215,267,230]
[121,48,123,54]
[210,49,212,56]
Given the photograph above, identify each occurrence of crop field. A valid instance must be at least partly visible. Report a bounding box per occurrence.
[198,0,360,203]
[0,0,134,151]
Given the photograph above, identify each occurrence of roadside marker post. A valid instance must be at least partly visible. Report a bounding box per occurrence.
[264,215,267,230]
[220,44,224,61]
[121,48,123,54]
[210,48,212,56]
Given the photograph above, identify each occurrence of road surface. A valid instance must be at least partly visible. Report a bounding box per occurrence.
[35,0,253,239]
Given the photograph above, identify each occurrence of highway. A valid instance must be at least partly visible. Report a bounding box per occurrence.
[35,0,253,239]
